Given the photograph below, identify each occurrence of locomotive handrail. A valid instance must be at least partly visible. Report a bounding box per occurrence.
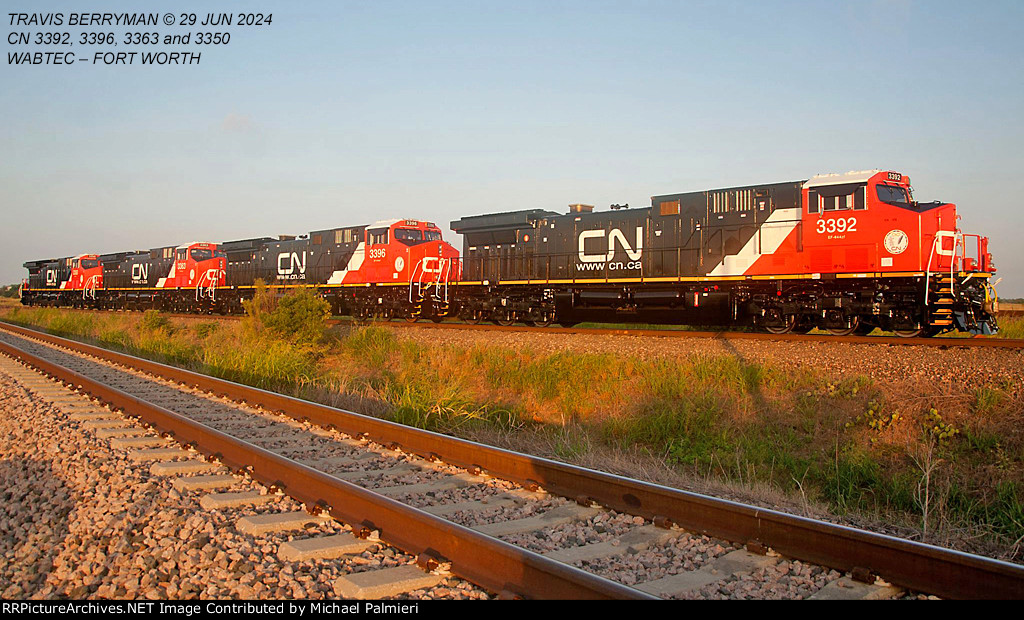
[408,258,424,303]
[195,268,222,302]
[924,230,960,305]
[83,274,101,301]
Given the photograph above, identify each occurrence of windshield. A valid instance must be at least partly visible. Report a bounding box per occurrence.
[191,248,213,261]
[425,230,442,241]
[395,228,425,246]
[877,185,909,205]
[81,259,99,269]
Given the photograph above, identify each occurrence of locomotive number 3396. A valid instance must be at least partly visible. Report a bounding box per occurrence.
[816,217,857,235]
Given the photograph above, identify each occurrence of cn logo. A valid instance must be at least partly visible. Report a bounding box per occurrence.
[420,257,440,274]
[578,227,644,263]
[277,252,307,276]
[131,263,149,283]
[45,270,57,286]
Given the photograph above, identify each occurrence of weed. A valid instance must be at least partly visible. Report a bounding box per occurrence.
[140,310,172,333]
[971,386,1005,416]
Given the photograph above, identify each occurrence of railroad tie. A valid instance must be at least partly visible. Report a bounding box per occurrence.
[421,495,520,517]
[303,452,379,470]
[127,447,191,462]
[151,459,225,476]
[472,504,603,536]
[277,533,373,562]
[807,577,903,600]
[199,490,277,511]
[542,525,682,564]
[332,565,443,600]
[68,411,117,421]
[332,462,424,482]
[235,511,331,535]
[94,427,149,439]
[634,549,779,597]
[109,436,167,449]
[82,419,133,430]
[375,473,484,497]
[171,474,240,491]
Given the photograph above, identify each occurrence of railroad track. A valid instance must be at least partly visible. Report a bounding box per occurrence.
[9,307,1024,349]
[0,321,1021,599]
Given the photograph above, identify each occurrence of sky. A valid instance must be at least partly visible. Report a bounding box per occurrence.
[2,0,1022,295]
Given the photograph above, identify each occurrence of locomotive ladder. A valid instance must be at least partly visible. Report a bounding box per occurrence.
[408,257,452,308]
[195,269,223,303]
[83,275,100,301]
[924,231,961,329]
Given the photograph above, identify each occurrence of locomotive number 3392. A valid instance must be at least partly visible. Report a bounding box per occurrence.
[816,217,857,235]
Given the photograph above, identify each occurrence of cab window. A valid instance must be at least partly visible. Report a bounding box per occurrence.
[81,259,99,269]
[810,182,865,212]
[191,248,213,261]
[394,228,424,246]
[424,230,442,241]
[877,184,910,205]
[368,228,389,245]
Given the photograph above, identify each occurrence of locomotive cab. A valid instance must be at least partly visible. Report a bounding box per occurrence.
[357,220,460,285]
[69,254,104,295]
[159,243,227,290]
[801,170,997,334]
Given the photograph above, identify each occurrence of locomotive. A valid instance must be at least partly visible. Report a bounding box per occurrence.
[450,170,998,336]
[19,170,999,337]
[21,219,461,321]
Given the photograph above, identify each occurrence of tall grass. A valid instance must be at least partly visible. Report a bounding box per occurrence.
[996,315,1024,339]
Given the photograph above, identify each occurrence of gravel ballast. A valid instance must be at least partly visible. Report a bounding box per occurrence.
[0,360,485,600]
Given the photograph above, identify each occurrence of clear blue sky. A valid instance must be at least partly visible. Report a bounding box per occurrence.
[2,0,1022,295]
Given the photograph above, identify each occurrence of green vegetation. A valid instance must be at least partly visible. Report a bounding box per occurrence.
[997,315,1024,340]
[244,280,332,345]
[1,304,1021,556]
[0,285,20,299]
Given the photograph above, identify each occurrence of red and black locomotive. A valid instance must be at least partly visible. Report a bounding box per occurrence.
[22,219,461,321]
[450,170,998,336]
[20,170,999,336]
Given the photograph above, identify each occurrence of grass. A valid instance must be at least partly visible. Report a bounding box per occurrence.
[2,302,1022,558]
[997,315,1024,339]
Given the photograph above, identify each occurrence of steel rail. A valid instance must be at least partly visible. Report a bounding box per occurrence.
[2,321,1023,599]
[0,334,651,600]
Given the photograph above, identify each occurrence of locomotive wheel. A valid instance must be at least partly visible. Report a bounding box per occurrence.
[404,315,419,323]
[467,312,484,325]
[494,312,515,327]
[826,316,860,336]
[526,311,553,328]
[893,328,925,338]
[763,318,796,335]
